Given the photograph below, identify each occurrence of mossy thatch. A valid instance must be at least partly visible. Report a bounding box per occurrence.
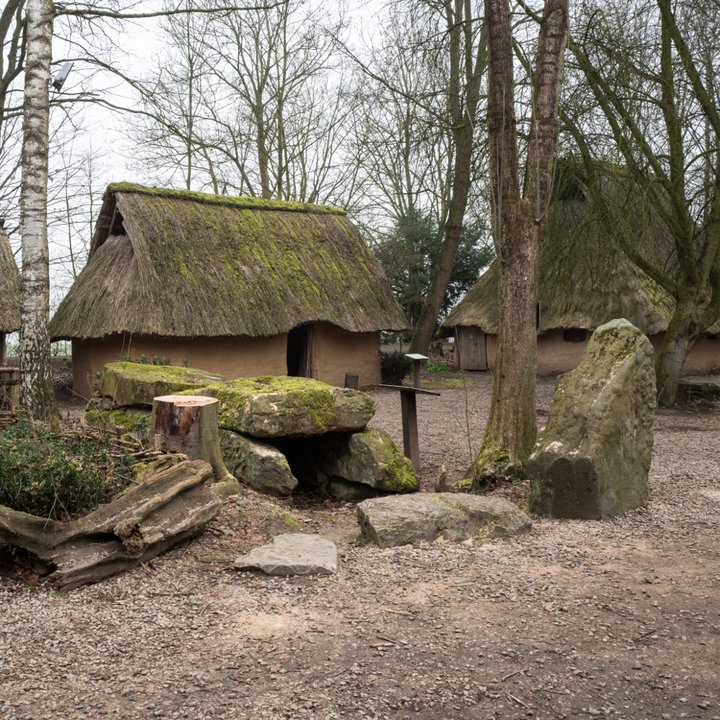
[443,161,682,336]
[0,227,20,332]
[50,184,407,340]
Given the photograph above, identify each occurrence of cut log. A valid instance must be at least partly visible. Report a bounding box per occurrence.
[0,458,223,590]
[152,395,233,484]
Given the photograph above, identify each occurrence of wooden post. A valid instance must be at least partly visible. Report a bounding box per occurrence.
[404,352,428,389]
[400,388,420,471]
[0,367,22,416]
[153,395,232,483]
[344,373,359,389]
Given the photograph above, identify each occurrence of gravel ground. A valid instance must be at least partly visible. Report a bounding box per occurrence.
[1,375,719,720]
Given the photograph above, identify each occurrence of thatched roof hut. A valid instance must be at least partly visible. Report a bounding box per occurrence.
[51,184,407,395]
[443,163,720,374]
[0,226,21,364]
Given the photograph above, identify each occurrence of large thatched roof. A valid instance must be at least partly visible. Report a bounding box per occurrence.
[0,227,20,333]
[443,163,687,336]
[51,184,407,339]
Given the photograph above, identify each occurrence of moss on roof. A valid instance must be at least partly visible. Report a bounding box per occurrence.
[0,228,20,332]
[50,184,406,340]
[106,183,345,215]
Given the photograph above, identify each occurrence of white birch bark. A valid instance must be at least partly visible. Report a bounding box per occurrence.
[19,0,57,422]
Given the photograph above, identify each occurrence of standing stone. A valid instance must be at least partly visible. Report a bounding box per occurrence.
[528,319,656,519]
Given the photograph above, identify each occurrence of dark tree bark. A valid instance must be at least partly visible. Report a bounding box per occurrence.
[464,0,568,484]
[409,0,487,354]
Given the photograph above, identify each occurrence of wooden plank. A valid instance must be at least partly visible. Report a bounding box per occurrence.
[366,384,441,397]
[400,389,420,471]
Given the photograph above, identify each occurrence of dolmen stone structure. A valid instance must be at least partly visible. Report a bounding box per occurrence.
[528,319,656,519]
[88,362,418,499]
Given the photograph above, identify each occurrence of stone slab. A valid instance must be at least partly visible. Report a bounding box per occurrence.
[234,533,338,575]
[357,493,532,548]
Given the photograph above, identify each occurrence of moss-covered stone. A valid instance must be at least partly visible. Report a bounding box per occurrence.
[185,376,375,438]
[528,319,656,519]
[97,362,226,407]
[357,493,532,547]
[219,429,298,496]
[289,427,418,499]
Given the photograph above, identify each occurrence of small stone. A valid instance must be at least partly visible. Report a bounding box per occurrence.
[220,430,298,495]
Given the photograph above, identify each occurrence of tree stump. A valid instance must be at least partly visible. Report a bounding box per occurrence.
[153,395,233,484]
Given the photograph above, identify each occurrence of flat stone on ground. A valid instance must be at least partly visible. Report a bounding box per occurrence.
[234,533,338,575]
[357,493,531,548]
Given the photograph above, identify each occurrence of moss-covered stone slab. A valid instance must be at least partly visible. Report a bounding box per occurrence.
[97,362,226,408]
[220,430,298,496]
[292,427,418,499]
[528,319,656,520]
[357,494,531,548]
[186,376,375,438]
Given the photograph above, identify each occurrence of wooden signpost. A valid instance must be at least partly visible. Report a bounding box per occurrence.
[376,353,439,472]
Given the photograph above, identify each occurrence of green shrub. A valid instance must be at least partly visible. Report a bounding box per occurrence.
[380,351,413,385]
[0,422,135,520]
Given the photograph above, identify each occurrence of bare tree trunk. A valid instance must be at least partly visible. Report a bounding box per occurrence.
[409,0,487,355]
[655,293,705,406]
[19,0,57,424]
[463,0,567,485]
[409,128,475,354]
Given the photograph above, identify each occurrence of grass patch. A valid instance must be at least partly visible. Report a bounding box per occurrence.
[0,422,136,520]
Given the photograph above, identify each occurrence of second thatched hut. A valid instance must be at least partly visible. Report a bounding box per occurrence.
[50,184,407,397]
[442,164,720,374]
[0,225,20,365]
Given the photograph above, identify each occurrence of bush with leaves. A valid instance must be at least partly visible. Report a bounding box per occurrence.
[0,422,135,520]
[380,351,413,385]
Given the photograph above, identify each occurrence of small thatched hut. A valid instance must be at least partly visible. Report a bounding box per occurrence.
[0,226,21,364]
[51,184,407,397]
[442,166,720,374]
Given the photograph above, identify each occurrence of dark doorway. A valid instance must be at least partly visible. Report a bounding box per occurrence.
[287,325,311,377]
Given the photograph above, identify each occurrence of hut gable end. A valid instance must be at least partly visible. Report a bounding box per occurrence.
[0,228,21,333]
[50,184,406,340]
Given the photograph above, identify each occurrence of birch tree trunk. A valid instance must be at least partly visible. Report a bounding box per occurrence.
[463,0,568,486]
[19,0,58,423]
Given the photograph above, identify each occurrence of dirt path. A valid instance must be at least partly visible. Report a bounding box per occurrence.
[1,377,719,719]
